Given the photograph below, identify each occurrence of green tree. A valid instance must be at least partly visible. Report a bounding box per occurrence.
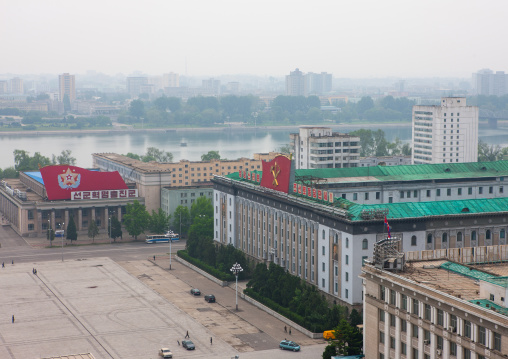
[190,196,213,222]
[124,152,141,161]
[349,309,363,327]
[123,200,150,239]
[478,139,502,161]
[142,147,173,162]
[149,208,171,234]
[66,215,78,242]
[129,99,145,120]
[356,96,374,117]
[14,150,52,171]
[322,344,337,359]
[172,205,190,237]
[52,149,76,165]
[0,167,18,179]
[332,319,363,356]
[109,216,123,242]
[276,144,291,154]
[201,150,221,161]
[47,227,54,247]
[87,220,99,243]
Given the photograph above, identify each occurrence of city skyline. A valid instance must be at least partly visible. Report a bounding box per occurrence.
[2,0,508,78]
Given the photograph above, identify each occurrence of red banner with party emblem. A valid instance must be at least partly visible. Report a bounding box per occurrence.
[260,155,291,193]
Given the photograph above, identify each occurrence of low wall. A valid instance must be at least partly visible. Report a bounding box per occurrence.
[241,291,322,339]
[174,255,229,287]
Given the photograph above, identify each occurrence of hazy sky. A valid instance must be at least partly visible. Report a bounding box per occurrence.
[2,0,507,78]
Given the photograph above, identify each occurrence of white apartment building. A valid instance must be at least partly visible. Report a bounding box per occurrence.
[290,126,360,169]
[412,97,478,164]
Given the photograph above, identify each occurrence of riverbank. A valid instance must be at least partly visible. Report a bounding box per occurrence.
[0,122,414,137]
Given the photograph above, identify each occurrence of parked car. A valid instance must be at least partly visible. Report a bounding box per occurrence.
[182,340,195,350]
[159,348,173,358]
[204,294,216,303]
[279,340,300,351]
[190,288,201,296]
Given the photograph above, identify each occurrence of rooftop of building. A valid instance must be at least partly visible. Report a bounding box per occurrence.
[93,152,276,174]
[223,160,508,222]
[364,259,508,319]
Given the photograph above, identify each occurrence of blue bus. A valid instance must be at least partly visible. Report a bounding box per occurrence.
[145,231,180,244]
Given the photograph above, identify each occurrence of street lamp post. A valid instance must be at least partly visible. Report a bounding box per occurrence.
[108,217,111,245]
[61,222,65,262]
[168,225,172,270]
[230,262,243,311]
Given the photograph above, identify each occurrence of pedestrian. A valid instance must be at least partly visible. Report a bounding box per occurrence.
[177,340,180,346]
[284,325,287,333]
[2,262,4,268]
[210,337,213,345]
[289,328,291,335]
[32,268,35,274]
[12,315,14,323]
[153,255,155,261]
[185,330,189,338]
[35,269,37,275]
[11,260,13,265]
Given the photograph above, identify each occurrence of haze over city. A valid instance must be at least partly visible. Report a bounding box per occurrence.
[3,0,508,78]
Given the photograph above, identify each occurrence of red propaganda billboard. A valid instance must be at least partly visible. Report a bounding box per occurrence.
[40,165,128,201]
[260,155,291,193]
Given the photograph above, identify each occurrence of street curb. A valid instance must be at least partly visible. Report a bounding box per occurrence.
[174,255,229,287]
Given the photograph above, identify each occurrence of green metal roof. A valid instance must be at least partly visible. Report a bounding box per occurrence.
[346,197,508,221]
[295,160,508,183]
[441,262,508,288]
[468,299,508,316]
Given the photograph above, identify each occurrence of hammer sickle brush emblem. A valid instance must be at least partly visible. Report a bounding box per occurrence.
[271,162,281,186]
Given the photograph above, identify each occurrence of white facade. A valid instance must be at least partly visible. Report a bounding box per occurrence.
[412,97,478,164]
[290,126,360,169]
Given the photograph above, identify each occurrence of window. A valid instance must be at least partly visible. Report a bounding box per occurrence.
[28,224,34,231]
[468,187,473,195]
[353,193,358,200]
[390,336,395,349]
[376,192,380,199]
[489,186,494,194]
[424,329,430,344]
[450,314,457,329]
[28,210,34,220]
[400,191,404,199]
[479,187,483,194]
[322,246,325,255]
[472,231,477,242]
[436,335,443,350]
[442,233,448,243]
[346,238,349,248]
[486,230,491,240]
[345,272,349,281]
[365,192,369,200]
[322,262,325,271]
[436,189,441,196]
[464,348,471,359]
[447,188,451,196]
[500,186,504,193]
[401,294,407,310]
[411,235,417,246]
[424,303,431,320]
[380,285,386,301]
[464,320,471,338]
[379,331,385,343]
[457,231,463,242]
[427,233,433,244]
[414,190,418,197]
[362,238,368,250]
[412,299,419,316]
[412,323,419,338]
[379,308,385,322]
[390,314,396,327]
[390,289,396,305]
[401,320,407,332]
[401,342,407,355]
[346,255,349,265]
[426,190,431,197]
[494,332,501,351]
[437,309,443,326]
[450,342,457,356]
[478,326,486,345]
[389,197,393,203]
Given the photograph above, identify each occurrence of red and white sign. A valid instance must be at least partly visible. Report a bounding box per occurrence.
[40,165,128,201]
[256,174,260,182]
[324,191,328,201]
[329,192,334,203]
[312,188,317,199]
[293,183,297,192]
[71,189,137,200]
[318,190,322,200]
[303,186,307,196]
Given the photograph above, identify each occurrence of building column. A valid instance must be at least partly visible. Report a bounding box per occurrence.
[117,206,122,222]
[395,316,401,358]
[104,206,109,230]
[64,210,69,231]
[50,210,55,231]
[78,208,83,231]
[91,207,96,226]
[37,210,43,236]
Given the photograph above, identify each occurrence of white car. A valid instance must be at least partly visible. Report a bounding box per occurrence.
[159,348,173,358]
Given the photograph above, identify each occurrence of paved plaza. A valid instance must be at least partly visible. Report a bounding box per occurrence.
[0,256,325,358]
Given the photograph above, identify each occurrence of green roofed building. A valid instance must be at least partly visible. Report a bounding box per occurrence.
[213,159,508,309]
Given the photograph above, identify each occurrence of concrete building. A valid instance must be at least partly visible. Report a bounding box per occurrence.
[213,157,508,309]
[473,69,508,96]
[163,72,179,88]
[9,77,24,94]
[92,152,279,213]
[202,78,221,95]
[127,77,148,98]
[412,97,478,164]
[290,126,360,169]
[0,168,140,237]
[305,72,332,95]
[161,184,213,220]
[58,73,76,102]
[286,68,305,96]
[359,155,411,167]
[362,245,508,359]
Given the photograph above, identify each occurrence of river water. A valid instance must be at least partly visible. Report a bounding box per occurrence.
[0,124,507,169]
